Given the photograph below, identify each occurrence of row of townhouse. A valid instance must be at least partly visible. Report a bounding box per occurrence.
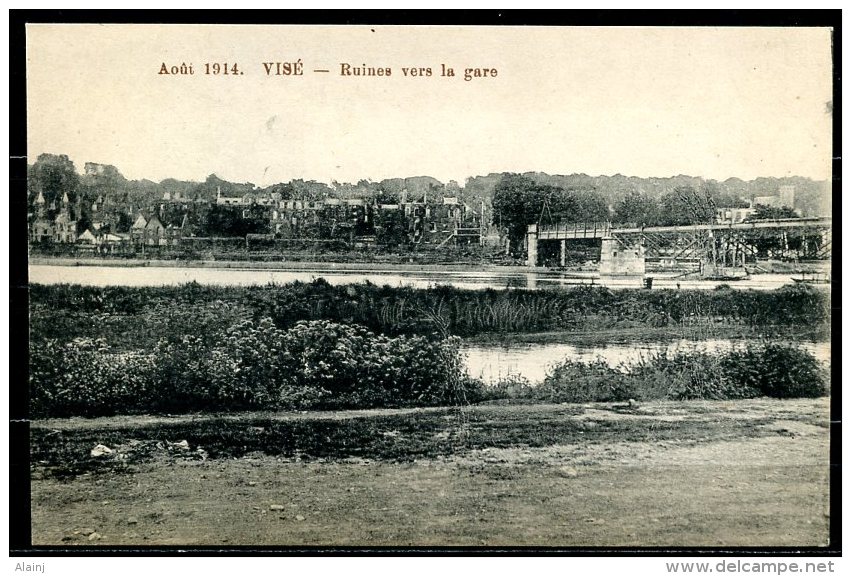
[29,191,79,244]
[216,187,488,245]
[29,187,189,249]
[129,212,189,246]
[31,186,492,249]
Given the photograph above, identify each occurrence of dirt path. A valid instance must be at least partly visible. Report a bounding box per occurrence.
[30,398,831,547]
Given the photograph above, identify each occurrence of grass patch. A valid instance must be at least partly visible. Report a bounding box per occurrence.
[31,403,777,479]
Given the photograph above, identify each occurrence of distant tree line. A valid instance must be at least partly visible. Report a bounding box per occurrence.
[490,174,804,255]
[26,154,824,245]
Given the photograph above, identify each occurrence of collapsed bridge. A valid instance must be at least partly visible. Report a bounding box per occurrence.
[526,217,832,275]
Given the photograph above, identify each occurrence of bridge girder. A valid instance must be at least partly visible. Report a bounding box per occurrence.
[530,219,832,267]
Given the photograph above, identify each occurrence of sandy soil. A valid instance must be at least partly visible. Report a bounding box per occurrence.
[30,398,831,548]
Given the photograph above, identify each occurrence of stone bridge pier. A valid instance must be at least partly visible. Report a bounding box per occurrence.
[599,237,645,277]
[526,224,538,266]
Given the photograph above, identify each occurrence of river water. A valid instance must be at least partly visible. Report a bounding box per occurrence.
[28,264,803,291]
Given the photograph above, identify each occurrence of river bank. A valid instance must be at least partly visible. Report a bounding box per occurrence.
[28,256,540,274]
[463,325,830,346]
[28,260,820,291]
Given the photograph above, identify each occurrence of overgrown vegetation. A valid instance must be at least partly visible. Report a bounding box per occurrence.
[30,320,479,418]
[29,281,829,349]
[485,344,828,404]
[31,326,827,418]
[28,282,829,418]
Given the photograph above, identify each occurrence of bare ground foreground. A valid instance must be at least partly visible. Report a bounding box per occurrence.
[30,398,831,547]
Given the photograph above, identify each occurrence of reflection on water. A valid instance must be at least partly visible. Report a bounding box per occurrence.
[29,264,803,292]
[463,339,831,385]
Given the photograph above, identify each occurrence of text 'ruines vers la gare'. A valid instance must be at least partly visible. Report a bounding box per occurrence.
[159,61,499,82]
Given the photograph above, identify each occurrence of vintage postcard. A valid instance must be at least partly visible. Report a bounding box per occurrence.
[21,20,835,551]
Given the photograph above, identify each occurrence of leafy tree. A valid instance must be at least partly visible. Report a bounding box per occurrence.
[571,190,611,223]
[492,174,531,248]
[706,186,750,209]
[613,192,661,226]
[28,153,79,210]
[492,174,553,253]
[492,174,611,254]
[115,212,133,233]
[76,213,92,235]
[290,179,334,200]
[80,163,127,199]
[547,189,580,223]
[658,186,717,226]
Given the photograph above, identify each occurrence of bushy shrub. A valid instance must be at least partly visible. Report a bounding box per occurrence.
[207,318,287,410]
[150,335,217,412]
[29,319,476,417]
[634,351,761,401]
[278,320,376,396]
[721,343,828,399]
[275,322,476,408]
[481,374,535,401]
[29,338,155,417]
[536,359,634,403]
[492,343,827,405]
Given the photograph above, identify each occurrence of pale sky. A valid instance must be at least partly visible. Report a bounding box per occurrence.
[26,25,834,186]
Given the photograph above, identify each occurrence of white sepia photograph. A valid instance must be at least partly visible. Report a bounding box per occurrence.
[18,18,836,550]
